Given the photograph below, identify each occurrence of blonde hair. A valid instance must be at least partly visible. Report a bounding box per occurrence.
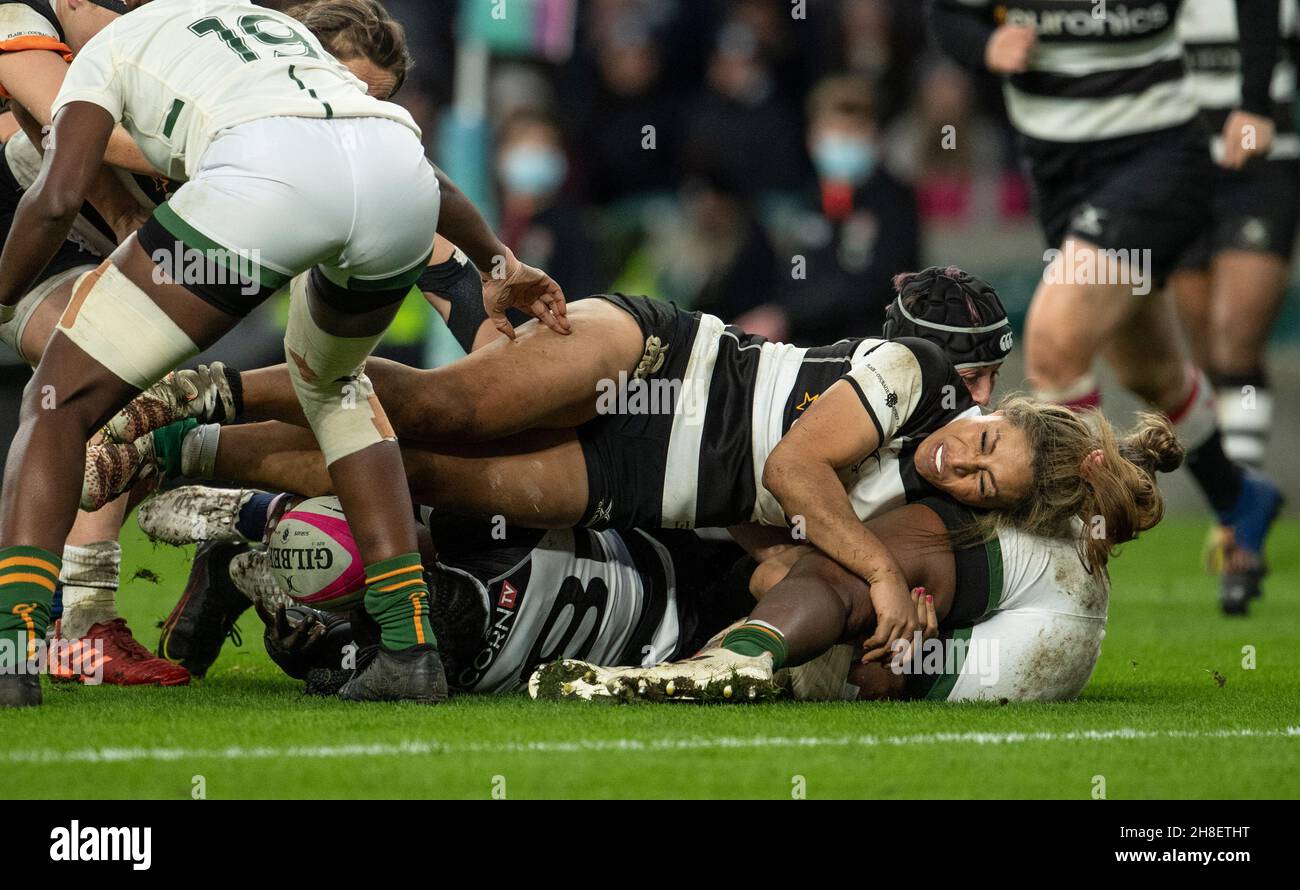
[963,396,1184,570]
[286,0,413,95]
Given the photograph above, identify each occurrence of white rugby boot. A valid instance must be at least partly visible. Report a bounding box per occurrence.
[528,659,621,701]
[103,362,236,443]
[137,485,257,546]
[603,647,780,702]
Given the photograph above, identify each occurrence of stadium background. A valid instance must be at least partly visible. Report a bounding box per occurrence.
[2,0,1298,512]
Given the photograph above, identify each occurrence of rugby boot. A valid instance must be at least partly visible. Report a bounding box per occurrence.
[0,672,40,708]
[337,644,448,703]
[52,618,190,686]
[528,659,621,701]
[81,419,196,511]
[103,363,238,443]
[137,485,258,547]
[603,648,780,702]
[1214,470,1284,615]
[156,542,251,677]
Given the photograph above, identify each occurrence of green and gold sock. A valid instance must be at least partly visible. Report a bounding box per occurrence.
[0,546,60,660]
[363,553,437,651]
[723,620,787,670]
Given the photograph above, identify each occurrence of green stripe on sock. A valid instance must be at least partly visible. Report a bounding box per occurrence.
[364,553,437,651]
[723,622,788,670]
[151,418,198,478]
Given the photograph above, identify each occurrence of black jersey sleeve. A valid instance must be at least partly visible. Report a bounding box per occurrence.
[840,337,971,445]
[926,0,997,72]
[1237,0,1282,117]
[416,249,487,354]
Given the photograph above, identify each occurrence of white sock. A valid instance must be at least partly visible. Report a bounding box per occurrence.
[59,541,121,639]
[181,423,222,478]
[1216,384,1271,468]
[1169,367,1217,452]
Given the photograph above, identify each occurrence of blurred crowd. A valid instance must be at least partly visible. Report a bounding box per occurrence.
[265,0,1030,345]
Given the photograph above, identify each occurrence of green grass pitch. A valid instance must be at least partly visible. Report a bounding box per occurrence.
[1,517,1298,800]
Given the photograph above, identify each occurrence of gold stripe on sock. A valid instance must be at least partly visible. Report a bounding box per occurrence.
[366,564,422,586]
[376,578,425,594]
[410,591,426,645]
[0,572,56,592]
[0,555,59,576]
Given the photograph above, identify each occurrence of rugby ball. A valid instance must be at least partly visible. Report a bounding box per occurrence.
[267,497,365,612]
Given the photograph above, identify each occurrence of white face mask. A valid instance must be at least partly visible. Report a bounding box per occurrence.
[812,134,877,185]
[499,145,568,197]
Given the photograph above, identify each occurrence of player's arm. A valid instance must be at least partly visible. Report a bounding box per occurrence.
[10,100,147,244]
[0,101,113,314]
[417,235,496,353]
[761,380,920,657]
[0,48,154,175]
[926,0,1034,75]
[432,166,569,339]
[1222,0,1281,168]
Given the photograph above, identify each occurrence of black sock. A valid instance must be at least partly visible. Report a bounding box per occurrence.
[1185,430,1244,514]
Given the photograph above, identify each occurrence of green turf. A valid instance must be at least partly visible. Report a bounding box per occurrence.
[2,518,1298,799]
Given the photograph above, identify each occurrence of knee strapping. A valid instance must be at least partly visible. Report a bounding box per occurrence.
[56,261,200,390]
[283,277,396,466]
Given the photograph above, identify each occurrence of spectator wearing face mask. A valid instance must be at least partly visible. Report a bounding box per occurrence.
[754,75,920,346]
[496,111,600,300]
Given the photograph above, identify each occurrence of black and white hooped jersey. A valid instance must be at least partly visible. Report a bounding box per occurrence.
[662,310,978,528]
[932,0,1199,144]
[438,527,686,694]
[1180,0,1299,160]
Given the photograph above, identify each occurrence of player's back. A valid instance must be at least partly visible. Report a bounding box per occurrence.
[57,0,416,180]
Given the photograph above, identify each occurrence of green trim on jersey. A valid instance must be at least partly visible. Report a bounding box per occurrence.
[983,534,1004,617]
[162,98,185,139]
[346,250,435,293]
[923,626,974,701]
[288,65,333,119]
[151,203,292,291]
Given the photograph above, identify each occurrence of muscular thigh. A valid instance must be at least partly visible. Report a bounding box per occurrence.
[420,298,647,442]
[402,430,589,528]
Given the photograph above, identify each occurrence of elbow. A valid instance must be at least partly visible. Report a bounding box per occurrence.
[761,450,792,502]
[35,188,83,227]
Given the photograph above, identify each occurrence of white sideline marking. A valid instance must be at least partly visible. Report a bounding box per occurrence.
[6,726,1300,765]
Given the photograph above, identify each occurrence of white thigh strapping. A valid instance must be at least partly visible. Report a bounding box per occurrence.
[283,276,394,466]
[0,266,92,363]
[56,262,199,390]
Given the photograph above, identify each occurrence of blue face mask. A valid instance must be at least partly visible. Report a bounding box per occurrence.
[500,146,568,197]
[812,134,877,185]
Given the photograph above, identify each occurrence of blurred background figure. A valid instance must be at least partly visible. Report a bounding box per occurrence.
[496,110,600,299]
[757,74,920,344]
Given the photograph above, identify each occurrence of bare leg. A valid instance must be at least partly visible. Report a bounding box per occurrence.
[1,239,240,551]
[1208,251,1288,376]
[213,422,589,528]
[240,297,646,443]
[1104,288,1192,412]
[1169,267,1212,369]
[1023,240,1141,396]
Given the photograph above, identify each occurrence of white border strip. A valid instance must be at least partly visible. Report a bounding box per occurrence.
[7,727,1298,765]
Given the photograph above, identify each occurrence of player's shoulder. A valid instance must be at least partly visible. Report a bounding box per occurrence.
[0,0,63,44]
[857,336,958,394]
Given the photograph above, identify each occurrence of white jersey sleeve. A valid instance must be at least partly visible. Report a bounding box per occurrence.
[48,23,122,120]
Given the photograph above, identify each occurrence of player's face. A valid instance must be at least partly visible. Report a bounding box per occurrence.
[914,413,1033,509]
[340,56,399,100]
[958,364,1001,407]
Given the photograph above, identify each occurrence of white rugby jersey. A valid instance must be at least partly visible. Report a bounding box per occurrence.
[51,0,418,180]
[445,528,683,694]
[933,0,1199,143]
[1180,0,1299,160]
[661,312,978,528]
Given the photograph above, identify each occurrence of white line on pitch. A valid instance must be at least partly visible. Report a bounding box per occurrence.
[6,726,1300,765]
